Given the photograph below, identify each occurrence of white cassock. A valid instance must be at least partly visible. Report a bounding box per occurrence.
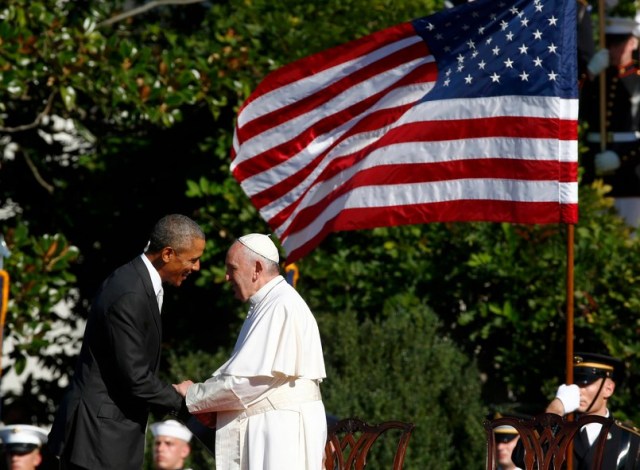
[186,276,327,470]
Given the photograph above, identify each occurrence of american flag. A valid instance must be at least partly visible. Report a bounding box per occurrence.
[231,0,578,263]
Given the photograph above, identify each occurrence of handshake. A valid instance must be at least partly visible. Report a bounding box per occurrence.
[174,379,193,397]
[173,380,217,429]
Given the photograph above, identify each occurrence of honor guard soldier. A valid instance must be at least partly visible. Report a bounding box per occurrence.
[0,424,48,470]
[580,14,640,227]
[545,352,640,469]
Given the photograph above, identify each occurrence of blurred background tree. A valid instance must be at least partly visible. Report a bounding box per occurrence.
[2,0,640,468]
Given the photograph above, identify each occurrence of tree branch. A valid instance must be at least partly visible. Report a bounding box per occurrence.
[0,91,56,134]
[22,148,55,194]
[98,0,206,28]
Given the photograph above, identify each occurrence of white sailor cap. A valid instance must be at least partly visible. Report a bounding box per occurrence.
[237,233,280,263]
[0,425,47,454]
[605,15,640,36]
[150,420,192,443]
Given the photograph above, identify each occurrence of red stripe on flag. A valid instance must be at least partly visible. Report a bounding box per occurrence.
[285,200,578,262]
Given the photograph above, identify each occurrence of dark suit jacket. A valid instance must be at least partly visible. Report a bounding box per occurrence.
[48,256,183,469]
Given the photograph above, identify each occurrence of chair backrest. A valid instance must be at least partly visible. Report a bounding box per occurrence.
[324,417,415,470]
[485,413,613,470]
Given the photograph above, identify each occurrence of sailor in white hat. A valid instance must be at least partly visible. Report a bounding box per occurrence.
[150,420,193,470]
[0,424,47,470]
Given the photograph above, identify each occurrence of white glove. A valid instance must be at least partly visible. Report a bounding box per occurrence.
[595,150,621,174]
[555,384,580,414]
[587,49,609,76]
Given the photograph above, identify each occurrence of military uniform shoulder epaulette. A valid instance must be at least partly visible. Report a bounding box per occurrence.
[618,62,640,78]
[615,420,640,436]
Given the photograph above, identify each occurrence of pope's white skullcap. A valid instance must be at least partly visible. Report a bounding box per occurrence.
[150,420,192,443]
[0,425,47,446]
[237,233,279,263]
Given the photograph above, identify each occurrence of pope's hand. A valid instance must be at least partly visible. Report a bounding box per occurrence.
[173,380,194,397]
[195,412,217,429]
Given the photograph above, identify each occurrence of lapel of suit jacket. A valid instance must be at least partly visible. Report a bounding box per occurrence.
[132,256,163,348]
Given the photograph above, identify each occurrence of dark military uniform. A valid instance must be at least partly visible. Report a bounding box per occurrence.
[580,51,640,197]
[570,353,640,469]
[572,418,640,469]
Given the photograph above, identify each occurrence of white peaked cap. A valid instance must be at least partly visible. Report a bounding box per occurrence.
[150,420,192,443]
[605,16,640,36]
[237,233,279,263]
[0,425,47,446]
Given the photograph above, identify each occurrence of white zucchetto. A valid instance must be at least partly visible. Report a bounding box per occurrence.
[237,234,279,263]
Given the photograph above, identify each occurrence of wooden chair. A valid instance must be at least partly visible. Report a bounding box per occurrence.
[485,413,613,470]
[324,417,415,470]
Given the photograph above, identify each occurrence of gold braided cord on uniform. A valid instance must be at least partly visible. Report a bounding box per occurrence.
[574,362,614,371]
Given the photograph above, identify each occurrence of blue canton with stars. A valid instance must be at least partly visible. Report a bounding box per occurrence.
[412,0,577,101]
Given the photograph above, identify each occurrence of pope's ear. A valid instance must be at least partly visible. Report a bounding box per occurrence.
[254,259,265,274]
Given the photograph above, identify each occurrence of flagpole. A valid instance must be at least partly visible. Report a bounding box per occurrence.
[565,223,575,470]
[566,224,575,384]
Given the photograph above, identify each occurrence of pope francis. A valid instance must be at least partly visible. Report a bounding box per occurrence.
[175,233,327,470]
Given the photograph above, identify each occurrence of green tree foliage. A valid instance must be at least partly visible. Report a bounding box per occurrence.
[605,0,640,18]
[0,222,79,422]
[318,294,486,469]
